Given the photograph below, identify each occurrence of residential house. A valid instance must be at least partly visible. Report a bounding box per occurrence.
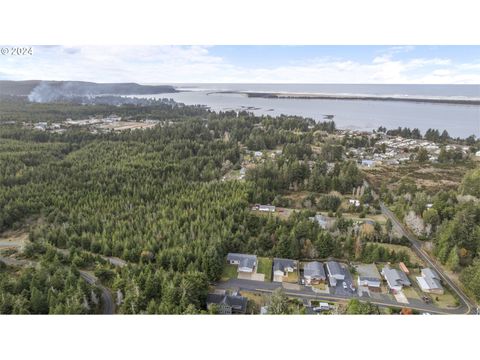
[348,199,361,207]
[416,268,444,295]
[273,258,297,282]
[326,261,345,286]
[226,253,257,273]
[381,266,411,293]
[356,264,382,292]
[309,214,333,230]
[303,261,326,285]
[206,291,248,314]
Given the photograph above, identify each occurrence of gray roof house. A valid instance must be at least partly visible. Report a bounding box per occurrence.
[381,266,411,293]
[326,261,345,286]
[226,253,257,273]
[356,264,382,289]
[416,268,444,294]
[304,261,326,285]
[206,292,248,314]
[309,214,333,230]
[273,258,297,278]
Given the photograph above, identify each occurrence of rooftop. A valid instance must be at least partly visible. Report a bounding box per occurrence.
[304,261,326,279]
[273,258,296,272]
[356,264,382,281]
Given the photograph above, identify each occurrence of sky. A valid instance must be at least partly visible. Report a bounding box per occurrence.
[1,45,480,84]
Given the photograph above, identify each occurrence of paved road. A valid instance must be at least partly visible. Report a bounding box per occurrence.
[79,270,115,315]
[379,202,476,314]
[217,278,466,314]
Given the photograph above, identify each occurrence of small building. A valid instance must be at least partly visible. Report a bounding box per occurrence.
[326,261,345,287]
[416,268,444,295]
[206,291,248,314]
[356,264,382,292]
[309,214,333,230]
[361,159,375,168]
[256,204,276,212]
[273,258,297,281]
[254,151,263,157]
[399,262,410,275]
[348,199,361,207]
[303,261,326,285]
[226,253,257,273]
[381,266,411,293]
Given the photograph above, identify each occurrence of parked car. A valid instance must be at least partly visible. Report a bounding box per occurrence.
[342,282,348,289]
[422,296,432,304]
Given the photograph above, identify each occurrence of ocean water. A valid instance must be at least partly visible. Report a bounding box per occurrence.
[144,84,480,138]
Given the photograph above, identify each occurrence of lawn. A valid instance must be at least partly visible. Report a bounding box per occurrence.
[312,283,327,291]
[432,290,459,309]
[221,264,238,281]
[402,285,422,300]
[284,270,299,284]
[257,257,272,282]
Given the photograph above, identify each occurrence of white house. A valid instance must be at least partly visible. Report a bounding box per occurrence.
[416,268,444,295]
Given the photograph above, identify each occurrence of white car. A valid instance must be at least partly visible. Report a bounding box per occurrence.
[342,282,347,289]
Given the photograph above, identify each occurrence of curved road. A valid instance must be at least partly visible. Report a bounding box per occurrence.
[379,202,477,314]
[79,270,115,315]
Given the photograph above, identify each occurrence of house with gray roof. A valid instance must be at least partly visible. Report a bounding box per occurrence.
[226,253,257,273]
[206,291,248,314]
[416,268,444,295]
[309,214,333,230]
[356,264,382,291]
[304,261,326,285]
[381,266,411,293]
[326,261,345,286]
[273,258,297,281]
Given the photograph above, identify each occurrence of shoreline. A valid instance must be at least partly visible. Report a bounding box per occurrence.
[206,91,480,106]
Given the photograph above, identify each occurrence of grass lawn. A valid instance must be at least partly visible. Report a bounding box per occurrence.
[402,286,422,300]
[284,271,299,283]
[432,290,459,309]
[257,257,272,282]
[312,283,327,291]
[221,264,238,281]
[241,291,268,307]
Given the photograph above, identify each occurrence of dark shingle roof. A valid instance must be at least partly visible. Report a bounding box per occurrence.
[304,261,326,279]
[226,253,257,269]
[206,293,247,313]
[273,258,296,272]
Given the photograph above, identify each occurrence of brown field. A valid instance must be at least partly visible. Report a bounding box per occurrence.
[363,162,475,194]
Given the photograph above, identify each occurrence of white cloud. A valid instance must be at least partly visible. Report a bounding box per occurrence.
[0,45,479,84]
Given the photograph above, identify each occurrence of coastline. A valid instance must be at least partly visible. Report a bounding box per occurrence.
[205,90,480,106]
